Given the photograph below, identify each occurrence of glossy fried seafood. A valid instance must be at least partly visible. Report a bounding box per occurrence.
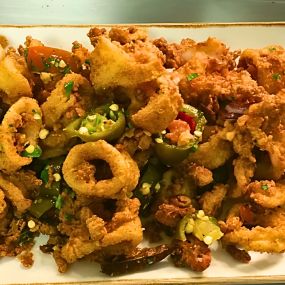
[62,140,139,198]
[89,28,165,91]
[0,47,32,104]
[59,198,142,266]
[131,74,183,133]
[1,26,285,275]
[0,97,42,172]
[239,45,285,94]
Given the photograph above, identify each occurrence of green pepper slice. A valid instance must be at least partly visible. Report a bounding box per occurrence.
[28,198,54,218]
[177,211,223,244]
[133,158,165,214]
[64,103,126,142]
[155,104,206,166]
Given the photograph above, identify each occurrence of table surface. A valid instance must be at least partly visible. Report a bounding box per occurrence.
[0,1,284,284]
[0,0,285,24]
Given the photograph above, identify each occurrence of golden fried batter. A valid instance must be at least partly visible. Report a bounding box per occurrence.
[131,75,183,133]
[89,35,165,91]
[179,70,266,123]
[0,49,32,104]
[60,198,142,264]
[62,140,139,198]
[199,184,228,216]
[223,225,285,253]
[0,97,42,172]
[0,173,31,213]
[247,180,285,208]
[41,73,94,129]
[239,45,285,94]
[154,37,237,72]
[187,129,233,169]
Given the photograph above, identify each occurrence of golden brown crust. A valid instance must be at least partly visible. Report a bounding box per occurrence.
[62,140,140,198]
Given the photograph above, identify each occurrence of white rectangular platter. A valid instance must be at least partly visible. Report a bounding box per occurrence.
[0,23,285,285]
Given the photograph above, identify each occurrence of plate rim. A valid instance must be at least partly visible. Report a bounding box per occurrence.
[4,275,285,285]
[1,21,285,285]
[0,21,285,28]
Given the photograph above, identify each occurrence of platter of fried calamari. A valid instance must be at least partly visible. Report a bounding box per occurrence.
[1,24,285,284]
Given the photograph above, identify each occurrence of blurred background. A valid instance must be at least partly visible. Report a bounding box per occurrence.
[0,0,285,24]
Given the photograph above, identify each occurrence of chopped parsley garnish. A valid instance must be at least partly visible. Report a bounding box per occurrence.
[40,166,49,184]
[17,229,33,245]
[85,59,91,65]
[61,65,71,75]
[261,184,269,191]
[187,73,199,81]
[72,42,81,49]
[64,213,74,222]
[64,81,74,99]
[272,73,281,80]
[23,48,29,60]
[55,195,63,209]
[268,47,276,52]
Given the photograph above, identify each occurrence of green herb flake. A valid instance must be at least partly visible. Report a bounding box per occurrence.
[85,59,91,65]
[268,47,276,52]
[187,73,199,81]
[73,42,81,49]
[64,213,74,222]
[40,166,49,184]
[21,145,42,158]
[272,73,281,80]
[61,65,71,75]
[17,229,33,245]
[64,81,74,99]
[55,195,63,210]
[23,48,29,60]
[261,184,269,191]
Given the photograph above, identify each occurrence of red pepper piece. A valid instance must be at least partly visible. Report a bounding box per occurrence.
[177,112,196,134]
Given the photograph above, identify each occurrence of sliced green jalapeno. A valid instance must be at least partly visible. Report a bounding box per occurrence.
[155,104,206,165]
[64,103,126,142]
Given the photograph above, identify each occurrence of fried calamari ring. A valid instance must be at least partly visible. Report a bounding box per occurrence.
[62,140,140,198]
[0,97,42,172]
[0,173,31,213]
[232,92,285,180]
[222,226,285,253]
[246,180,285,208]
[199,184,228,216]
[61,198,142,264]
[239,45,285,94]
[2,97,42,144]
[131,75,183,133]
[0,49,32,104]
[187,129,233,169]
[41,73,94,129]
[89,35,165,91]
